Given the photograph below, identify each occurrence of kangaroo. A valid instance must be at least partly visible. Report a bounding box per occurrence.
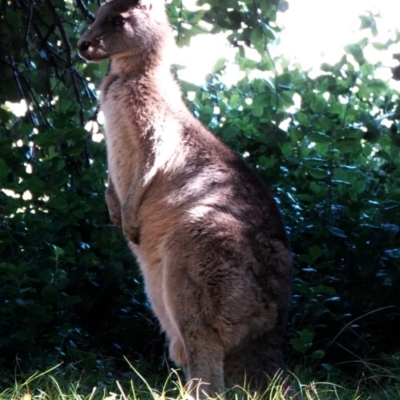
[78,0,293,397]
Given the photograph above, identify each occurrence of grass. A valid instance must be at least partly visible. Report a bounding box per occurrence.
[1,360,400,400]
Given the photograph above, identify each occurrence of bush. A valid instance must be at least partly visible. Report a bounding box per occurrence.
[0,0,399,380]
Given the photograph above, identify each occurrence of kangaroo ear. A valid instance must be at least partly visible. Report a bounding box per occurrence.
[138,0,153,10]
[138,0,165,10]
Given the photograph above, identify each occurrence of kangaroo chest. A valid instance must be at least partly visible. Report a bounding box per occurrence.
[102,104,141,202]
[100,76,187,204]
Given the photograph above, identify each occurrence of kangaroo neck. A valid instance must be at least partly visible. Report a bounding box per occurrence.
[108,53,184,111]
[109,47,171,76]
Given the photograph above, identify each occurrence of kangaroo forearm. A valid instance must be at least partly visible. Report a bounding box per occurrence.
[105,179,122,228]
[120,177,145,245]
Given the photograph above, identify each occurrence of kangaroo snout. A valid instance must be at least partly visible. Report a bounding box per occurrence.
[77,39,92,60]
[77,35,105,62]
[78,40,90,53]
[77,33,92,59]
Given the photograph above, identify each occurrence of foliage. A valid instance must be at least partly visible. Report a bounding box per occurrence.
[0,0,400,384]
[0,0,162,373]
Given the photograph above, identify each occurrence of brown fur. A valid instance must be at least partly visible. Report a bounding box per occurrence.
[78,0,293,396]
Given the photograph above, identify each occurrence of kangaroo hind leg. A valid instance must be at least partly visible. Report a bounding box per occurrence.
[182,331,225,399]
[163,248,225,397]
[224,329,286,393]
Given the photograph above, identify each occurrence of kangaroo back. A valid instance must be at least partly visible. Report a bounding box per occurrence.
[78,0,293,397]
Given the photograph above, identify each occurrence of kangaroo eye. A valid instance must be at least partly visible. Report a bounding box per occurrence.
[112,17,125,27]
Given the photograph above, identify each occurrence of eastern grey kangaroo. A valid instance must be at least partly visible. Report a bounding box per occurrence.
[78,0,293,396]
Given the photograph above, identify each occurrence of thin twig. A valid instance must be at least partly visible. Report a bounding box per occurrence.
[74,0,95,21]
[20,0,53,33]
[8,56,37,127]
[4,58,52,128]
[44,0,73,66]
[23,0,34,60]
[43,0,93,168]
[70,68,91,168]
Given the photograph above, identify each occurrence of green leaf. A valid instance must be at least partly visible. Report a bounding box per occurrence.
[309,245,323,260]
[310,96,326,113]
[354,180,366,194]
[332,179,351,186]
[307,131,331,143]
[368,79,387,94]
[328,226,347,238]
[0,108,10,123]
[65,128,88,141]
[300,328,314,342]
[296,112,309,126]
[277,73,291,86]
[40,269,54,284]
[250,26,265,54]
[308,168,328,179]
[385,249,400,258]
[56,160,66,172]
[298,254,313,264]
[0,158,7,181]
[290,329,314,354]
[280,142,292,157]
[315,285,336,295]
[4,10,23,30]
[0,262,16,271]
[222,125,240,141]
[47,197,68,211]
[337,128,364,139]
[335,138,360,153]
[41,285,61,302]
[47,146,58,160]
[371,42,388,51]
[20,123,34,137]
[311,350,325,359]
[15,330,33,341]
[212,57,226,73]
[345,43,365,65]
[359,15,372,30]
[290,338,307,353]
[303,157,328,167]
[53,245,64,256]
[60,295,81,306]
[310,182,321,194]
[63,241,76,256]
[251,102,264,118]
[28,175,46,193]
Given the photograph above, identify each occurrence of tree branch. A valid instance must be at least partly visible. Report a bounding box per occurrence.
[74,0,95,21]
[8,57,37,127]
[44,0,73,67]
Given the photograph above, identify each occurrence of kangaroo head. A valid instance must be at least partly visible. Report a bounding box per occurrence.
[78,0,168,63]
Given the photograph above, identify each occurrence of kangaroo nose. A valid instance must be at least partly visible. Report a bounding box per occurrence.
[78,40,91,53]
